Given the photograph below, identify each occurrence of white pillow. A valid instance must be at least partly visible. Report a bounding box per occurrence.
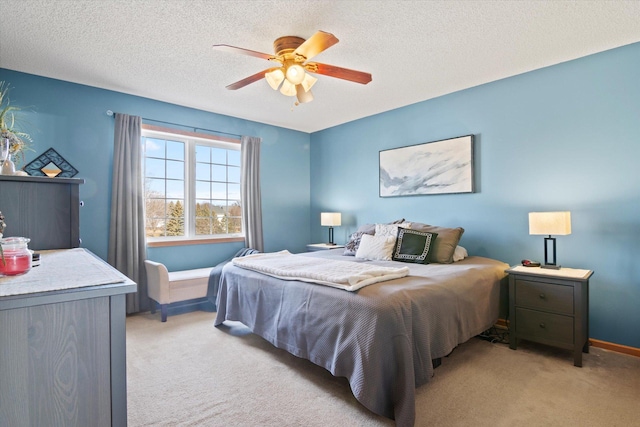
[375,222,412,238]
[355,234,396,261]
[452,245,468,262]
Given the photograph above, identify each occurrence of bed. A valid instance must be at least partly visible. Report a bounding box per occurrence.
[214,244,508,426]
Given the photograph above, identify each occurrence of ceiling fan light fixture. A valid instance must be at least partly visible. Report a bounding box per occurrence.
[295,85,314,104]
[215,31,372,104]
[285,63,306,85]
[300,73,317,92]
[265,68,285,90]
[280,79,297,96]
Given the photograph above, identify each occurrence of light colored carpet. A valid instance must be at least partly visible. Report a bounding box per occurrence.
[126,311,640,426]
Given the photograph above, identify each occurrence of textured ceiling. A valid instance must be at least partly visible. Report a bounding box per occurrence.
[1,1,639,133]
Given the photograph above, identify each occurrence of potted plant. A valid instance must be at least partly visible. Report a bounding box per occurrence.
[0,81,32,172]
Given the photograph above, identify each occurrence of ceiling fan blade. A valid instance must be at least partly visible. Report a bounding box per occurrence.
[293,31,339,61]
[225,68,279,90]
[212,44,275,61]
[306,62,372,85]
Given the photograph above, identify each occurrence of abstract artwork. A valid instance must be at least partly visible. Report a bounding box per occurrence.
[379,135,474,197]
[23,148,79,178]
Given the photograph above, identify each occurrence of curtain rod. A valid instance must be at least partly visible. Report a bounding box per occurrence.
[106,110,242,139]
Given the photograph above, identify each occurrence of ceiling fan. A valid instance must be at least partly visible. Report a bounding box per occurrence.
[212,30,372,104]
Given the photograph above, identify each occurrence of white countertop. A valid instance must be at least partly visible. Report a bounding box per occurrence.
[0,248,130,297]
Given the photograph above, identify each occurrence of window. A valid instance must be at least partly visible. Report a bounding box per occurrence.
[142,125,242,245]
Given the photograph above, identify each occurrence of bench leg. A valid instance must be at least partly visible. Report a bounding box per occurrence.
[150,300,156,314]
[160,304,168,322]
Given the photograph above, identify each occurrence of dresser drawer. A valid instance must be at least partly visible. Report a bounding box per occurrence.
[515,307,574,346]
[515,279,573,315]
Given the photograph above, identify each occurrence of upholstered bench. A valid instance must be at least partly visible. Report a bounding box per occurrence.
[144,260,213,322]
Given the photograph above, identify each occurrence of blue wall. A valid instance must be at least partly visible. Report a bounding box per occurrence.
[2,42,638,348]
[0,69,311,270]
[310,43,640,348]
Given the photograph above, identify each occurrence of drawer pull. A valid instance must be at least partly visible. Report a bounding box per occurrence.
[539,322,546,329]
[539,293,546,300]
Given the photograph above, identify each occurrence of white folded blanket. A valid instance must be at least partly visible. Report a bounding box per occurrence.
[232,250,410,291]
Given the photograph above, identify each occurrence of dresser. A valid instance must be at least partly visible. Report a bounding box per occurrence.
[0,249,136,426]
[507,266,593,367]
[0,175,84,250]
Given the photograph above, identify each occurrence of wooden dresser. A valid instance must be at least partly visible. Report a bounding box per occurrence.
[0,249,136,426]
[507,266,593,367]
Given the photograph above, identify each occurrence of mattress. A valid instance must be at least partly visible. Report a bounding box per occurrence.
[215,249,508,426]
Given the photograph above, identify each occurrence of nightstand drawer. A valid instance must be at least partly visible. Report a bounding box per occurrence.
[515,308,574,346]
[515,279,573,315]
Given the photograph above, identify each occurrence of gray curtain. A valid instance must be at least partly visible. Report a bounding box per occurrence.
[108,113,148,313]
[241,135,264,252]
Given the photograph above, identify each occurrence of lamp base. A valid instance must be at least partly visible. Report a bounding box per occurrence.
[326,242,337,246]
[541,264,561,270]
[327,226,335,245]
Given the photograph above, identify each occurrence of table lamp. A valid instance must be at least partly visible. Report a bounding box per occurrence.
[528,211,571,269]
[321,212,341,245]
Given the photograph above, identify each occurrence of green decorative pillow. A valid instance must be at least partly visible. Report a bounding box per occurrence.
[410,223,465,264]
[392,228,438,264]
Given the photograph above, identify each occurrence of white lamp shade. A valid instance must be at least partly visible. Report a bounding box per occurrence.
[295,85,313,103]
[285,64,305,85]
[529,211,572,236]
[279,79,297,96]
[265,68,285,90]
[300,73,317,92]
[321,212,341,227]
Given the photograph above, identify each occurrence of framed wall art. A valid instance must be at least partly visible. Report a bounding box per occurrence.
[379,135,474,197]
[23,147,79,178]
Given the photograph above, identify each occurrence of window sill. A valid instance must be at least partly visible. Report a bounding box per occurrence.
[147,236,245,247]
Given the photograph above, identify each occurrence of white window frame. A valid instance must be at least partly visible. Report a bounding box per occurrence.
[142,124,244,247]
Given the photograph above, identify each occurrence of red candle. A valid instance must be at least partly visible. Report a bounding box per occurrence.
[0,250,32,276]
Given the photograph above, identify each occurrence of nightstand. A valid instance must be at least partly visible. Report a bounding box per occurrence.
[306,243,345,252]
[506,265,593,367]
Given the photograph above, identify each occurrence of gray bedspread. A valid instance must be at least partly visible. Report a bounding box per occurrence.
[214,250,508,426]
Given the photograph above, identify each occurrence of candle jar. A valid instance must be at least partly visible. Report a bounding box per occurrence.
[0,237,32,276]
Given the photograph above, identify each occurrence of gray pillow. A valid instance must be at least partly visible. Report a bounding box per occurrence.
[410,223,464,264]
[356,223,376,234]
